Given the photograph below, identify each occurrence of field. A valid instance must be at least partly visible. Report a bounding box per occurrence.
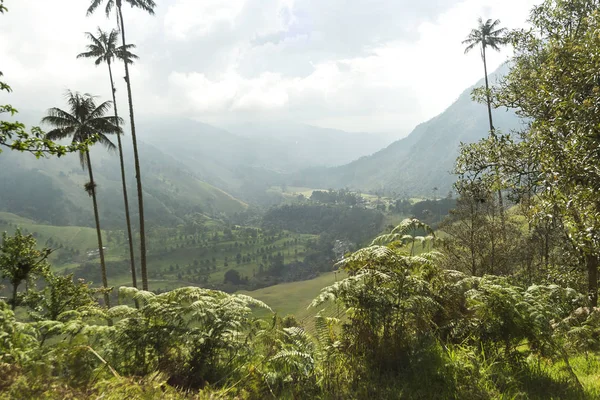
[0,212,119,270]
[0,211,321,295]
[239,271,342,316]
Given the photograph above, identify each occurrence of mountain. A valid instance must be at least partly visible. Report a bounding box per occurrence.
[223,122,394,168]
[138,119,392,197]
[0,139,247,229]
[7,110,392,209]
[291,66,525,196]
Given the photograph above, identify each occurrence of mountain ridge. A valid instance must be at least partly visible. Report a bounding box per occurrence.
[290,65,524,196]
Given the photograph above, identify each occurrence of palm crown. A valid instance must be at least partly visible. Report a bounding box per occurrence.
[463,18,508,55]
[42,91,121,167]
[77,28,138,66]
[87,0,156,17]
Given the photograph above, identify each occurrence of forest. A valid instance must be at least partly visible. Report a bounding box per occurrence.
[2,0,600,398]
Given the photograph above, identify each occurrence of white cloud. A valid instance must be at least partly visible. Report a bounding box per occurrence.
[164,0,247,39]
[1,0,538,135]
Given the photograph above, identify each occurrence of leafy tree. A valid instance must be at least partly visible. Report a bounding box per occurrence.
[469,0,600,305]
[86,0,157,291]
[42,91,121,307]
[0,229,51,309]
[24,272,99,321]
[224,269,242,285]
[77,28,139,290]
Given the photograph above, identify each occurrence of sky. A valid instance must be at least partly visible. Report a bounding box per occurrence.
[0,0,538,138]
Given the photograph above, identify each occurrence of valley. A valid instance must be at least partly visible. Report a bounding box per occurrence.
[4,1,600,393]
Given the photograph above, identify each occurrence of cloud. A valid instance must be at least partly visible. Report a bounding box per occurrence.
[1,0,538,135]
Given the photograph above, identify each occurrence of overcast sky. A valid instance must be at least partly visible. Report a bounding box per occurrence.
[1,0,537,137]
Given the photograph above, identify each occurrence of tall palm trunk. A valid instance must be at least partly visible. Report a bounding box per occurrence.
[586,254,599,307]
[117,3,148,290]
[482,45,506,234]
[482,45,494,135]
[11,280,18,310]
[85,150,111,307]
[107,59,137,289]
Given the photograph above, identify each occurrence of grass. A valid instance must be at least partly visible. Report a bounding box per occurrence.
[238,270,347,334]
[0,212,113,265]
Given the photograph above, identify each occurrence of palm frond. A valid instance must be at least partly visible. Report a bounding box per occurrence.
[42,107,78,126]
[87,0,116,17]
[44,127,76,141]
[115,44,139,64]
[127,0,157,15]
[488,19,501,31]
[88,100,114,120]
[96,133,117,151]
[391,218,435,236]
[119,286,156,305]
[463,40,479,54]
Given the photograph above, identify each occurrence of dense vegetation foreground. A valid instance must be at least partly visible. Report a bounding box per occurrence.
[1,220,599,399]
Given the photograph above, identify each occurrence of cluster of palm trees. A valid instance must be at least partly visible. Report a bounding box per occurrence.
[42,0,156,306]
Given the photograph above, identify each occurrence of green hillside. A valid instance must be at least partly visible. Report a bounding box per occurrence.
[0,139,247,229]
[293,65,524,196]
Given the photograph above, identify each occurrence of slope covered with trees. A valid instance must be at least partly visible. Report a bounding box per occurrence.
[293,65,524,196]
[0,142,247,229]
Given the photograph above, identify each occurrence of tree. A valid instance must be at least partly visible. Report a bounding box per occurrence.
[463,18,508,135]
[463,18,508,233]
[224,269,242,285]
[467,0,600,305]
[25,272,98,321]
[86,0,156,291]
[0,230,51,310]
[42,91,121,307]
[77,28,139,290]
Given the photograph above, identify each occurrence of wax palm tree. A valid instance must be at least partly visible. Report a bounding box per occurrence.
[86,0,156,290]
[463,18,508,233]
[463,18,508,135]
[77,28,139,290]
[42,91,122,307]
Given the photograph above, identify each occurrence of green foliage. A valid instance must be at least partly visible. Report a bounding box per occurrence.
[109,286,271,388]
[305,220,598,397]
[0,229,51,309]
[262,203,384,245]
[24,273,99,321]
[457,0,600,305]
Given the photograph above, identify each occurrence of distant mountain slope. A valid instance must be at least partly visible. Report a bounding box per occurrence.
[224,122,394,169]
[0,139,247,229]
[292,66,524,196]
[138,119,392,195]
